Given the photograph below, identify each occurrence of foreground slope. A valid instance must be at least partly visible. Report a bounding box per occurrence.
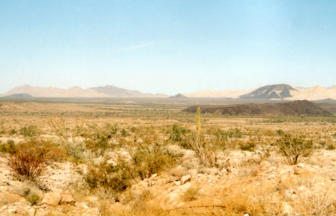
[183,100,332,115]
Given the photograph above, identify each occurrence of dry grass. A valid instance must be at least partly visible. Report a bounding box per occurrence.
[1,100,336,215]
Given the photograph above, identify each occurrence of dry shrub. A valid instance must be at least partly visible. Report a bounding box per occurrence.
[294,178,336,215]
[84,160,133,195]
[131,144,182,180]
[181,187,199,202]
[221,181,282,215]
[274,134,314,165]
[7,140,66,181]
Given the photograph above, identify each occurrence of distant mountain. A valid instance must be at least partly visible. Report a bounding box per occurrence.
[327,85,336,90]
[170,94,187,98]
[240,84,298,99]
[1,85,168,98]
[4,93,33,98]
[183,100,332,116]
[291,86,336,100]
[183,89,251,98]
[90,85,167,97]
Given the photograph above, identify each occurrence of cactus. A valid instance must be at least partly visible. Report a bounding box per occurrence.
[196,107,201,145]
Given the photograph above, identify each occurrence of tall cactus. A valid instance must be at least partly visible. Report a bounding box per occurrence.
[196,107,201,145]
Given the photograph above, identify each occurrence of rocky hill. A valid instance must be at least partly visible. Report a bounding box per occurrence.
[240,84,298,100]
[183,100,332,115]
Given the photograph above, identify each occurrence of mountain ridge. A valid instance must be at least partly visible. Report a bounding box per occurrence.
[0,85,168,98]
[3,84,336,100]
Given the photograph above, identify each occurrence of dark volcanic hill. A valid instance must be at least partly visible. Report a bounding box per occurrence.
[240,84,298,99]
[182,100,332,115]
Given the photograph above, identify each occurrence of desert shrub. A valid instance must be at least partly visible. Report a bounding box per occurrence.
[107,123,119,135]
[0,140,17,154]
[276,129,285,136]
[7,140,65,181]
[131,144,182,180]
[85,132,111,153]
[12,181,42,205]
[121,129,129,137]
[274,134,314,165]
[9,129,16,135]
[327,144,335,150]
[181,187,199,202]
[239,142,256,152]
[26,194,40,205]
[84,144,181,195]
[169,124,189,142]
[84,160,133,194]
[64,142,86,162]
[20,126,39,137]
[8,148,46,181]
[48,116,88,143]
[131,189,153,210]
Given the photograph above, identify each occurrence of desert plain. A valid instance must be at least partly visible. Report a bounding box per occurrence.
[1,98,336,215]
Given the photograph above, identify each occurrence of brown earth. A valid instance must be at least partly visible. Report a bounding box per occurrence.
[182,100,333,115]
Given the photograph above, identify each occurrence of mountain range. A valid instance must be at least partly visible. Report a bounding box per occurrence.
[3,84,336,100]
[0,85,168,98]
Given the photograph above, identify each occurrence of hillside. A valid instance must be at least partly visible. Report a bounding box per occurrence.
[240,84,298,100]
[182,100,332,115]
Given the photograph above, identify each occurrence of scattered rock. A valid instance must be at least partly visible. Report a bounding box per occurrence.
[260,161,271,167]
[41,192,61,205]
[60,191,76,205]
[181,175,191,185]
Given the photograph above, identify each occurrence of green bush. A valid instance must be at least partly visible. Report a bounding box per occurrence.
[274,135,314,165]
[131,144,182,180]
[240,142,256,152]
[169,124,189,142]
[84,160,133,194]
[0,140,17,154]
[26,194,40,205]
[20,126,39,137]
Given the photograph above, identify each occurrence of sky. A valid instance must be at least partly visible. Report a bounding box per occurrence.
[1,0,336,95]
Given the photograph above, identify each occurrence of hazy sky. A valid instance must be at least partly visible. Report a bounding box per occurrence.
[1,0,336,95]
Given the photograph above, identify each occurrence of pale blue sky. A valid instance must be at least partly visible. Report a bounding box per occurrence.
[1,0,336,95]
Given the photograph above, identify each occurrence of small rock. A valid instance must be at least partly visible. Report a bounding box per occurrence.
[181,175,191,185]
[177,202,185,207]
[173,180,181,186]
[60,191,75,206]
[282,202,293,214]
[260,161,271,167]
[75,202,90,209]
[150,174,157,179]
[41,192,61,206]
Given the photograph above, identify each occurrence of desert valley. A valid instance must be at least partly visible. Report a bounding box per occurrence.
[1,84,336,215]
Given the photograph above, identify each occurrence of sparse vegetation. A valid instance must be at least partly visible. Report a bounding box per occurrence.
[0,99,336,215]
